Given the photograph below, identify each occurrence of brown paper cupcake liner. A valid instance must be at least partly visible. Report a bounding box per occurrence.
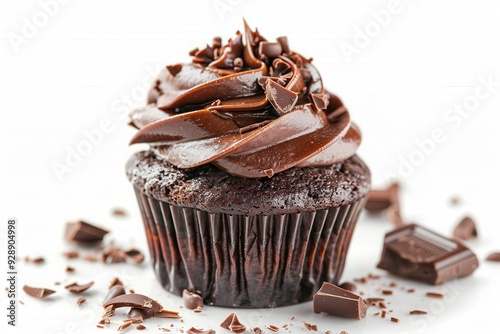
[134,187,367,308]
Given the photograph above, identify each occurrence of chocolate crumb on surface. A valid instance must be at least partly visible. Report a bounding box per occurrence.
[303,321,318,331]
[23,285,56,299]
[136,324,146,330]
[391,317,400,323]
[453,216,478,240]
[486,252,500,262]
[410,310,428,315]
[382,289,393,295]
[112,208,128,217]
[407,289,415,293]
[339,282,357,292]
[64,281,94,294]
[426,292,445,299]
[381,310,387,318]
[63,250,79,259]
[186,327,216,334]
[66,266,75,273]
[266,324,280,332]
[76,297,86,306]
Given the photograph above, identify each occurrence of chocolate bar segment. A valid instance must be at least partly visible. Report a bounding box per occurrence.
[377,224,479,285]
[313,282,367,319]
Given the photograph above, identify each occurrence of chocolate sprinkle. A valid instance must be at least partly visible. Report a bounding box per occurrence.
[410,310,428,315]
[453,216,478,240]
[391,317,400,323]
[23,285,56,299]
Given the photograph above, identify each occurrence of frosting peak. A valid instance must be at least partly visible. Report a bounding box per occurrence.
[129,21,361,178]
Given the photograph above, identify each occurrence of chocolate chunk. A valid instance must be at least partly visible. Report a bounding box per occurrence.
[339,282,357,292]
[410,310,427,315]
[453,216,478,240]
[486,252,500,262]
[365,183,399,212]
[391,317,400,323]
[64,281,94,294]
[65,220,109,243]
[166,64,183,77]
[310,93,330,111]
[377,224,479,285]
[103,285,126,305]
[187,327,216,334]
[220,313,246,333]
[103,293,163,312]
[276,36,290,53]
[313,282,367,319]
[183,289,203,311]
[23,285,56,299]
[76,297,86,306]
[258,41,282,58]
[265,79,298,115]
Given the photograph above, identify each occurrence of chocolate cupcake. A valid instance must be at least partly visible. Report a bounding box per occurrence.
[126,21,370,308]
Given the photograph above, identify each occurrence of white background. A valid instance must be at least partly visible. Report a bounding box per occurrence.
[1,0,500,333]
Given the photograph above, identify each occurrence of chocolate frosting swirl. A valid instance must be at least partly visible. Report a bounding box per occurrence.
[129,21,361,178]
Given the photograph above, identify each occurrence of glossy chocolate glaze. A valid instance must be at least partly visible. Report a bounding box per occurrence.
[129,21,361,178]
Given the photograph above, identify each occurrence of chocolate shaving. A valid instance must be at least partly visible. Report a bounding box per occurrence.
[109,277,123,288]
[265,78,298,115]
[310,93,330,111]
[426,292,445,299]
[486,252,500,262]
[23,285,56,299]
[166,64,183,77]
[154,309,181,319]
[453,216,478,240]
[253,327,263,334]
[266,325,279,332]
[220,313,246,333]
[103,284,126,305]
[136,324,146,330]
[117,320,132,331]
[303,322,318,331]
[65,281,94,294]
[276,36,290,53]
[410,310,427,315]
[103,293,162,312]
[124,248,145,264]
[187,328,216,334]
[76,297,86,306]
[65,220,108,243]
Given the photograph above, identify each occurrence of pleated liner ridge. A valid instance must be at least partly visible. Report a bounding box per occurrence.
[134,187,366,308]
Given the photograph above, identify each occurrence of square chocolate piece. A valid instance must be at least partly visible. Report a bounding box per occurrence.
[377,224,479,285]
